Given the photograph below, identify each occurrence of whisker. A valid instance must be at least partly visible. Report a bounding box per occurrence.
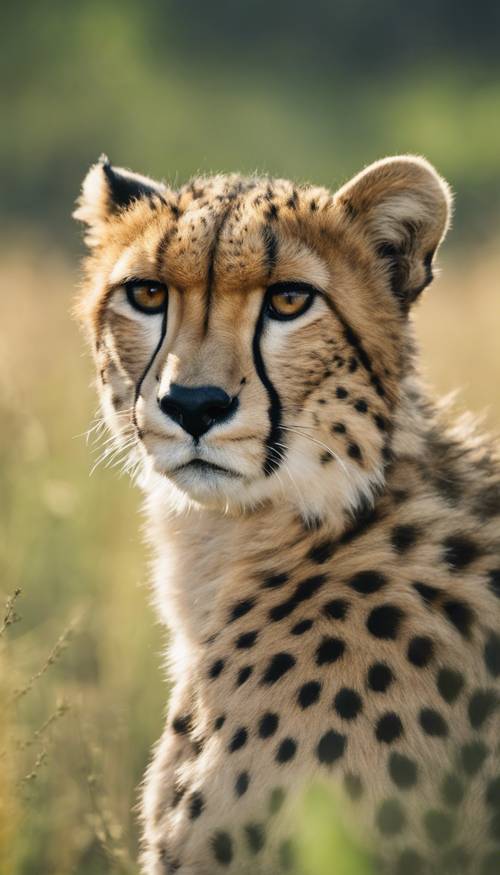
[281,425,351,480]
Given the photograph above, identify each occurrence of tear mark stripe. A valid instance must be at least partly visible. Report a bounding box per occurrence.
[132,306,168,433]
[252,303,284,476]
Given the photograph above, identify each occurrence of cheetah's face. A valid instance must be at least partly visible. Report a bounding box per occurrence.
[75,156,450,518]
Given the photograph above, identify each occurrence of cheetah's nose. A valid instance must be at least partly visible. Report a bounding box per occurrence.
[158,384,238,440]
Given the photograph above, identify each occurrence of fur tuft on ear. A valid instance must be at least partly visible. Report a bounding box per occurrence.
[335,156,453,308]
[73,155,167,247]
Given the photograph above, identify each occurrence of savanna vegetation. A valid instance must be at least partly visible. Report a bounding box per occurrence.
[1,3,499,873]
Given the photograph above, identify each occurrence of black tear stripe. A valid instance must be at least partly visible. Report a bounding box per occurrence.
[132,306,168,433]
[252,304,284,476]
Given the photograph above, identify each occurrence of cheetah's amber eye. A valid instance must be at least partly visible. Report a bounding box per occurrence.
[125,280,168,315]
[266,282,316,321]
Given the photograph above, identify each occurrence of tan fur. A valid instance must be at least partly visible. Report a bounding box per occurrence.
[75,155,500,875]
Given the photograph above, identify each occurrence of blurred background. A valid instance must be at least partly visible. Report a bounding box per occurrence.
[1,3,499,874]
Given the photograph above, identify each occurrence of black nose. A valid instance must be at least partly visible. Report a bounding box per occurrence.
[158,384,238,439]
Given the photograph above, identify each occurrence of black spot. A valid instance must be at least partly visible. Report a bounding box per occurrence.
[395,849,424,875]
[209,658,225,679]
[382,445,393,464]
[367,604,404,639]
[474,483,500,520]
[229,598,256,622]
[486,776,500,808]
[441,773,464,807]
[291,618,313,635]
[172,714,191,735]
[245,823,265,854]
[349,356,358,372]
[354,399,368,413]
[407,636,434,668]
[391,525,419,553]
[412,581,440,605]
[332,422,346,434]
[340,499,379,546]
[437,668,464,703]
[461,740,488,775]
[270,574,327,622]
[316,730,346,765]
[376,799,406,835]
[374,414,387,432]
[307,539,336,564]
[481,851,500,875]
[316,636,345,666]
[333,687,363,720]
[388,752,418,789]
[298,681,321,709]
[269,787,286,814]
[484,631,500,677]
[212,831,233,865]
[261,652,296,684]
[236,666,253,686]
[214,715,226,731]
[172,781,186,808]
[419,708,448,737]
[188,791,204,820]
[468,689,498,729]
[191,736,204,756]
[442,600,474,638]
[344,773,363,801]
[443,534,479,571]
[367,662,394,693]
[258,712,279,738]
[262,572,289,589]
[375,712,404,744]
[372,375,386,397]
[235,771,249,797]
[424,809,454,845]
[488,569,500,599]
[347,442,362,460]
[228,727,248,752]
[236,631,258,649]
[348,570,387,595]
[336,386,348,399]
[276,738,297,763]
[323,599,349,620]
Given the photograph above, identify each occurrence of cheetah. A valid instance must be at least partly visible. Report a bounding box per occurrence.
[75,154,500,875]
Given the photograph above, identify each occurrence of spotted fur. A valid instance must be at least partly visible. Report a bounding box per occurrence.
[75,154,500,874]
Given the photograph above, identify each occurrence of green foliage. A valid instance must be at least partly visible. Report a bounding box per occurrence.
[297,785,373,875]
[1,2,499,240]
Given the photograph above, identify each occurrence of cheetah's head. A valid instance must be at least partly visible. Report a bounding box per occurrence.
[75,156,451,520]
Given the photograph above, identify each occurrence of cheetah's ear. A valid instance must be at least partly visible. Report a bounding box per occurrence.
[73,155,167,247]
[335,156,452,309]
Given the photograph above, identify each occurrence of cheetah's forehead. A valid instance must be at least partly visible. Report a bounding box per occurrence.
[110,173,335,295]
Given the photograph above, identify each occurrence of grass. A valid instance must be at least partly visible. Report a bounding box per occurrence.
[1,232,499,874]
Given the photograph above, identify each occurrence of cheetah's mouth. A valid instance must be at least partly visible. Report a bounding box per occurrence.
[174,459,243,479]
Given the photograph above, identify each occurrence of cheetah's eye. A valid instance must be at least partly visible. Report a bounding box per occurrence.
[125,280,168,315]
[266,282,316,321]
